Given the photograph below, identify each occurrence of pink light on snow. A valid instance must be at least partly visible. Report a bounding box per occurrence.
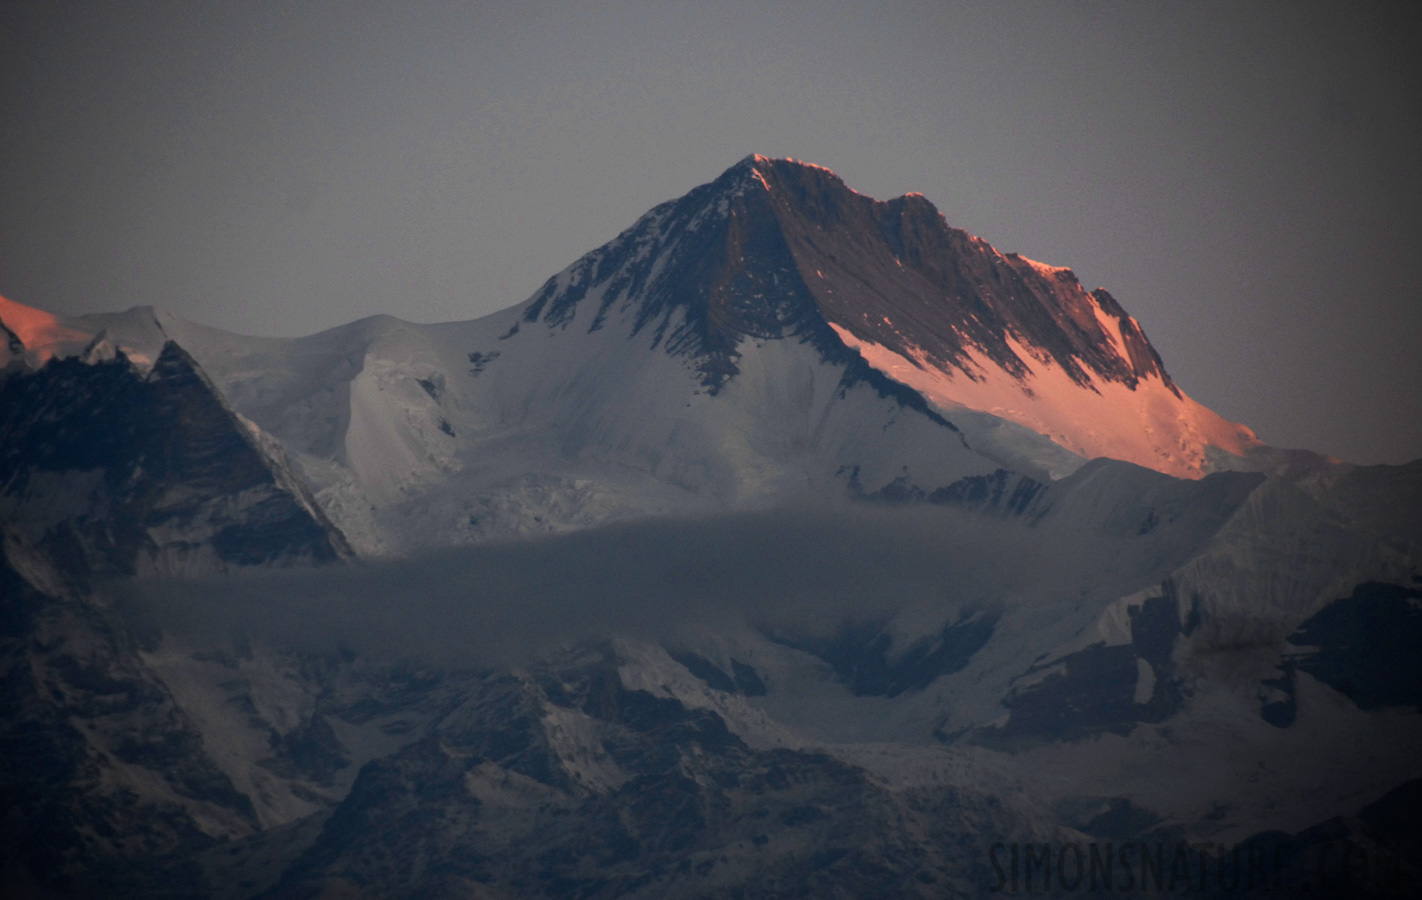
[828,322,1260,479]
[0,294,91,363]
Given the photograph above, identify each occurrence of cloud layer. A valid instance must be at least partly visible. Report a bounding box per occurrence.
[122,503,1038,665]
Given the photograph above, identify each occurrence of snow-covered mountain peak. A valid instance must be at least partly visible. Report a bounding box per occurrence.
[513,157,1260,477]
[1,156,1268,560]
[723,153,848,183]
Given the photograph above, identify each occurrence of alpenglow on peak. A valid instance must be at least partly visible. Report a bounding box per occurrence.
[511,154,1260,477]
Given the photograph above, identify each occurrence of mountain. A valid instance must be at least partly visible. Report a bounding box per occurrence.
[3,157,1258,554]
[0,157,1419,898]
[0,335,357,898]
[0,338,351,577]
[506,154,1258,478]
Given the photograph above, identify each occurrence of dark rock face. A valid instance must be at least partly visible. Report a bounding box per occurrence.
[751,158,1175,395]
[925,469,1050,517]
[1227,779,1422,898]
[0,342,350,578]
[0,543,256,900]
[1254,579,1422,729]
[983,590,1186,746]
[267,648,1036,900]
[771,612,997,698]
[517,155,1176,403]
[1287,582,1422,711]
[668,650,768,697]
[0,532,465,900]
[516,157,952,432]
[0,319,23,368]
[0,343,355,896]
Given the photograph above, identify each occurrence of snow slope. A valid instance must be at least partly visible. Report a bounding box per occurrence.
[831,319,1256,479]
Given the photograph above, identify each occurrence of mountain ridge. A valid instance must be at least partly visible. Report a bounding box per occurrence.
[0,340,352,577]
[1,157,1420,898]
[1,155,1260,482]
[502,154,1260,477]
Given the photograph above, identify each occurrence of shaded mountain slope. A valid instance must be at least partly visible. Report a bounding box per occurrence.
[0,341,350,576]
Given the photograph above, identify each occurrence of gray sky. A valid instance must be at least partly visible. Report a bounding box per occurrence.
[2,1,1419,465]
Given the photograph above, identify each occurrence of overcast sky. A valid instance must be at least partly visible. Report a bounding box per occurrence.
[2,1,1419,464]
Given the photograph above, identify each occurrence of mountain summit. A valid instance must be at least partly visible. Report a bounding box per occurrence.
[515,154,1260,478]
